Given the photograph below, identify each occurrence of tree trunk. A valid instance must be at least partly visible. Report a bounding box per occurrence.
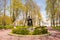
[3,0,6,26]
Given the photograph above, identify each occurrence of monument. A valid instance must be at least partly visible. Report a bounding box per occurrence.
[27,16,33,26]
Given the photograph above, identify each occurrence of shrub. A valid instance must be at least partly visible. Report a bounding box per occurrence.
[33,29,42,35]
[0,25,7,29]
[20,29,29,35]
[0,25,4,29]
[33,27,42,35]
[52,26,60,30]
[12,27,30,35]
[33,27,48,35]
[12,26,48,35]
[12,28,21,34]
[16,26,28,29]
[41,27,48,34]
[41,28,48,34]
[5,25,13,29]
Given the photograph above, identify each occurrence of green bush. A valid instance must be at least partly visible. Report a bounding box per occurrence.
[12,26,48,35]
[20,29,29,35]
[5,25,13,29]
[12,27,30,35]
[33,28,42,35]
[0,25,4,29]
[41,28,48,34]
[12,28,21,34]
[16,26,28,29]
[0,25,7,29]
[0,25,14,29]
[52,26,60,30]
[33,27,48,35]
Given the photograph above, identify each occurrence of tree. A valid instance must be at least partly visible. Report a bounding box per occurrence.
[2,0,6,26]
[10,0,26,23]
[46,0,60,26]
[25,0,42,26]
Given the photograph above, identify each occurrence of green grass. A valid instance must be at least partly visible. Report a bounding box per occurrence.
[5,25,14,29]
[52,26,60,30]
[0,25,14,29]
[0,25,4,29]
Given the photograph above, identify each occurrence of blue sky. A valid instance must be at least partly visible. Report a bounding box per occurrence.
[35,0,47,20]
[35,0,46,11]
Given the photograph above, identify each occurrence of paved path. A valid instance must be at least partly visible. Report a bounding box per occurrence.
[0,27,60,40]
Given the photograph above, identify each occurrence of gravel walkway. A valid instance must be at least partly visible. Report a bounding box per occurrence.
[0,27,60,40]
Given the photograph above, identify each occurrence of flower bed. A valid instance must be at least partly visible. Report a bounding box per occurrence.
[12,26,48,35]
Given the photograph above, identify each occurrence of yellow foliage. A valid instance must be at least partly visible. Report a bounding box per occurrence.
[0,15,12,25]
[11,0,26,11]
[0,16,2,24]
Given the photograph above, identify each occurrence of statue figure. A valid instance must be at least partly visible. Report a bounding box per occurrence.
[27,16,33,26]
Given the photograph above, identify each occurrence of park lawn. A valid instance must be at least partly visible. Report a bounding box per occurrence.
[52,26,60,30]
